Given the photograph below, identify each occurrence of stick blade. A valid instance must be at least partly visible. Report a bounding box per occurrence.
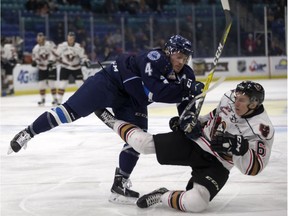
[221,0,230,11]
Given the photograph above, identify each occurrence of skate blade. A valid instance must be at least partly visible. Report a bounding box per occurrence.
[108,193,138,205]
[7,147,14,155]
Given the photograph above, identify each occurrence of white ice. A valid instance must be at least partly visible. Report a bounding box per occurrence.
[0,79,287,216]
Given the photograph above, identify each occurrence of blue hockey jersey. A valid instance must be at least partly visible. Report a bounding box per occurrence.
[116,49,196,107]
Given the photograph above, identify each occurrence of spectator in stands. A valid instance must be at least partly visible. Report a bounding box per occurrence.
[104,0,118,14]
[110,29,122,46]
[37,1,50,16]
[254,37,265,56]
[269,39,285,56]
[244,33,256,56]
[66,0,80,4]
[139,0,149,13]
[54,21,65,44]
[124,27,137,53]
[93,36,105,61]
[118,0,128,13]
[25,0,39,11]
[56,0,67,4]
[47,0,58,12]
[146,0,166,13]
[80,0,91,11]
[135,28,149,50]
[68,16,88,46]
[183,0,200,4]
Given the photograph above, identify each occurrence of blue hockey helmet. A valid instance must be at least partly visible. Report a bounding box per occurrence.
[164,35,193,57]
[236,81,265,105]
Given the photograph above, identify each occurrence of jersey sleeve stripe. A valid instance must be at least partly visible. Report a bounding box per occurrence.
[246,149,261,175]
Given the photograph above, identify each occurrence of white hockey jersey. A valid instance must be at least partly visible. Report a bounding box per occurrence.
[196,90,274,176]
[55,42,88,70]
[1,43,18,62]
[32,41,57,70]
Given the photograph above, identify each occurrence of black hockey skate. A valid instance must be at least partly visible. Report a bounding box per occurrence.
[109,168,140,205]
[8,129,32,154]
[38,98,45,106]
[52,99,58,106]
[136,187,169,208]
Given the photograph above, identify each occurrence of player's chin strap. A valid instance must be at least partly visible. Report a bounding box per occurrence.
[241,103,259,117]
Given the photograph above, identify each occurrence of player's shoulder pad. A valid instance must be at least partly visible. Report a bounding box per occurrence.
[147,50,162,61]
[74,42,82,48]
[58,42,66,47]
[145,49,171,72]
[250,118,274,140]
[47,40,56,46]
[248,106,274,140]
[33,44,39,50]
[181,64,195,79]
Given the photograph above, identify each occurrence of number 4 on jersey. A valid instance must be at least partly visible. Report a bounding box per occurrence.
[145,62,153,76]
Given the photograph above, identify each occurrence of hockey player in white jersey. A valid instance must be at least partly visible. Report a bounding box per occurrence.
[55,31,90,104]
[1,37,18,95]
[96,80,274,213]
[32,32,58,105]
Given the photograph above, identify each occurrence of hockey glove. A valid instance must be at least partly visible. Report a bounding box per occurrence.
[211,132,249,156]
[83,60,91,68]
[169,116,180,132]
[9,59,17,66]
[180,111,202,139]
[182,79,204,97]
[31,61,37,67]
[47,61,54,71]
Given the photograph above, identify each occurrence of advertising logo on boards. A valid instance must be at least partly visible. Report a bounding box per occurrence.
[275,59,287,70]
[249,60,266,72]
[17,69,38,84]
[237,60,246,72]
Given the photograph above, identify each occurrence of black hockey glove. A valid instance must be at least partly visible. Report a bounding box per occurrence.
[9,59,17,66]
[169,116,180,132]
[180,111,202,139]
[47,61,54,71]
[211,132,249,156]
[182,79,204,97]
[31,61,37,67]
[83,60,91,68]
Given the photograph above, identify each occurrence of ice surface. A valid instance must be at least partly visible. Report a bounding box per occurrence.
[1,79,287,216]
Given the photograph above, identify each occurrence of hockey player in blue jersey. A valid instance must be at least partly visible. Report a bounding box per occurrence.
[9,35,204,204]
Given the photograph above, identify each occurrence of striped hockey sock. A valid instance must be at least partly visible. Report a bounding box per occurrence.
[165,190,186,212]
[113,121,139,143]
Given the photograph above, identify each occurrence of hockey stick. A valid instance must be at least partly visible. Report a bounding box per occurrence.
[179,0,232,124]
[187,75,226,104]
